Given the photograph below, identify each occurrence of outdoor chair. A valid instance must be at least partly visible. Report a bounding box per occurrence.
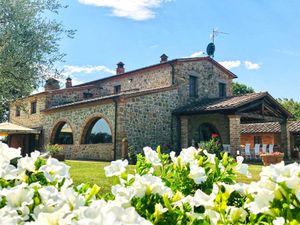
[262,144,267,153]
[244,144,251,159]
[269,144,274,153]
[222,144,231,154]
[254,144,260,159]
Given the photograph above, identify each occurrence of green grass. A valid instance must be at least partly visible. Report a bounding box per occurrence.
[236,164,262,183]
[66,160,262,194]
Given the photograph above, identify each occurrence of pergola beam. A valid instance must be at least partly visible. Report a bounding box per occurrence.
[238,113,284,123]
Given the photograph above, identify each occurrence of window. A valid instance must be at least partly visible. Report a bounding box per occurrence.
[83,118,112,144]
[16,106,20,117]
[114,85,121,94]
[31,101,37,114]
[53,122,73,144]
[219,83,227,98]
[254,136,262,144]
[189,76,197,97]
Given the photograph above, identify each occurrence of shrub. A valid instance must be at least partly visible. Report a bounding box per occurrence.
[1,141,300,224]
[45,144,63,156]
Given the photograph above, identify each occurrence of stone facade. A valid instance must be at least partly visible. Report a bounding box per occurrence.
[9,56,236,160]
[123,88,179,151]
[188,114,230,146]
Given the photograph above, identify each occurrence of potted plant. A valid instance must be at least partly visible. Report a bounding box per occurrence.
[260,152,284,166]
[45,144,65,161]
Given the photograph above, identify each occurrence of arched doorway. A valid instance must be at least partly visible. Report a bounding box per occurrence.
[81,117,112,144]
[52,122,74,145]
[198,123,221,144]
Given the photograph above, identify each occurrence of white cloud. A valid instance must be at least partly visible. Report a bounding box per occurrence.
[189,51,205,58]
[219,60,241,70]
[78,0,170,20]
[62,65,115,77]
[244,61,261,70]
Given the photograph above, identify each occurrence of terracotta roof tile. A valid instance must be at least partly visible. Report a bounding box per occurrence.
[173,92,267,114]
[241,121,300,133]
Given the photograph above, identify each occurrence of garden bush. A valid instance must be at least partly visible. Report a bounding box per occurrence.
[0,142,299,224]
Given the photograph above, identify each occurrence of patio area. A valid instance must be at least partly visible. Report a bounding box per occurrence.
[174,92,293,159]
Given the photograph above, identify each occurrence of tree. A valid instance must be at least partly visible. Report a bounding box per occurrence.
[232,82,255,96]
[277,98,300,121]
[0,0,74,121]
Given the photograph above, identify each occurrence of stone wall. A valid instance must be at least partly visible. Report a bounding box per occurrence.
[63,144,113,161]
[46,87,101,108]
[175,61,233,105]
[93,65,172,95]
[123,88,179,152]
[43,101,116,161]
[187,114,230,146]
[10,95,47,128]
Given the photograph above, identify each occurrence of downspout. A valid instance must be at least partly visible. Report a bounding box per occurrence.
[170,62,175,85]
[113,98,118,160]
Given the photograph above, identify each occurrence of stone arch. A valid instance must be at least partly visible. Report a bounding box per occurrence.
[80,113,114,144]
[198,122,222,144]
[50,119,75,145]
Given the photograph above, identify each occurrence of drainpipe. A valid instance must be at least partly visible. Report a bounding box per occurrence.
[170,62,175,85]
[113,98,118,160]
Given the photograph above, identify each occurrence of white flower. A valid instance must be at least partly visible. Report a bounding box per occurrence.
[273,217,285,225]
[205,209,220,225]
[203,150,216,164]
[179,147,199,166]
[170,151,178,165]
[18,152,40,173]
[143,146,161,166]
[3,184,34,208]
[104,159,128,177]
[39,158,70,182]
[245,188,274,214]
[154,203,168,217]
[235,156,252,178]
[227,206,248,223]
[132,174,172,198]
[192,184,218,208]
[0,206,21,225]
[112,184,135,207]
[188,160,207,184]
[0,142,21,161]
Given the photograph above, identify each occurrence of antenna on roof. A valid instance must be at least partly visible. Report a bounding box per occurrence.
[206,28,229,58]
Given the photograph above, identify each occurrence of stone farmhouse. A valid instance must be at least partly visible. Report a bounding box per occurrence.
[7,55,293,160]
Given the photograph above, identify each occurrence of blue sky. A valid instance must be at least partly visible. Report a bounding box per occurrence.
[56,0,300,101]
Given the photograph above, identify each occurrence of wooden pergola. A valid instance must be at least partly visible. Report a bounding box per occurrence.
[174,92,292,158]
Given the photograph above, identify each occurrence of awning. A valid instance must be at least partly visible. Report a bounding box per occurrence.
[0,122,40,135]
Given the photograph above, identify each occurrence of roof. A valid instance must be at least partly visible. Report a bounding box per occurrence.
[173,92,269,114]
[74,56,238,87]
[0,122,40,135]
[241,121,300,134]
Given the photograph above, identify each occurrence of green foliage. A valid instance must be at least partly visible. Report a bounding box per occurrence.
[0,0,74,121]
[278,98,300,120]
[232,82,255,96]
[45,144,63,156]
[200,137,222,156]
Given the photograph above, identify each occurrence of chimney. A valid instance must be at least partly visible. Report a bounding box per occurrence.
[160,54,168,63]
[44,78,60,91]
[65,77,72,88]
[116,62,125,75]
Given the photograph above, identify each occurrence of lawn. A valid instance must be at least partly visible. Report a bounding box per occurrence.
[65,160,262,194]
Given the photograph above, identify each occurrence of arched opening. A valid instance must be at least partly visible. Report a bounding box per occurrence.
[82,117,112,144]
[53,122,73,144]
[198,123,221,144]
